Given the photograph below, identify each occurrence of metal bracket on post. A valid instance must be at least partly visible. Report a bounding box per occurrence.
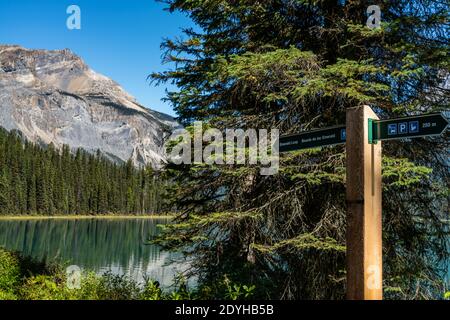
[368,118,378,144]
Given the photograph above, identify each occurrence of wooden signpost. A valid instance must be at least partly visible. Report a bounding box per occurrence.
[346,106,382,300]
[278,107,449,300]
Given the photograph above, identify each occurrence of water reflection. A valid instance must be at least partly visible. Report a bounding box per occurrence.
[0,218,185,287]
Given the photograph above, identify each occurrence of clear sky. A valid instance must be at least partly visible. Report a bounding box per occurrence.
[0,0,195,117]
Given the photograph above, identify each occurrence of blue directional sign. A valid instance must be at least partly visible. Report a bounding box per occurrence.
[341,128,346,141]
[388,124,397,135]
[370,113,449,143]
[409,121,419,133]
[398,122,408,134]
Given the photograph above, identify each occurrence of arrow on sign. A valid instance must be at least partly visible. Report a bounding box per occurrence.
[279,125,346,153]
[369,113,449,143]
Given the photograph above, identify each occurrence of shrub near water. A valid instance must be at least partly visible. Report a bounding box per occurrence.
[0,248,257,300]
[0,249,20,299]
[19,274,76,300]
[0,248,135,300]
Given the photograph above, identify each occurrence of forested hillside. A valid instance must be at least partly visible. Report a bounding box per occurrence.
[0,128,165,215]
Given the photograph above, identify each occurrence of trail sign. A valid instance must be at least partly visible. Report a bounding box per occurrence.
[279,125,346,152]
[278,109,448,300]
[369,113,448,143]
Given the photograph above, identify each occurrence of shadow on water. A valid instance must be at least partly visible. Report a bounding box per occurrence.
[0,217,187,288]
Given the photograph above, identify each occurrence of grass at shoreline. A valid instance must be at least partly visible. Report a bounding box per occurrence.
[0,214,174,220]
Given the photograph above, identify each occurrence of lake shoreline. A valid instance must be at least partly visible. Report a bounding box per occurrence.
[0,214,174,220]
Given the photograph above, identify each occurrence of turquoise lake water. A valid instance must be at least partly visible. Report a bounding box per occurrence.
[0,218,187,288]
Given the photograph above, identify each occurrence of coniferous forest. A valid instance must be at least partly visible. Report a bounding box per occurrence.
[0,128,165,215]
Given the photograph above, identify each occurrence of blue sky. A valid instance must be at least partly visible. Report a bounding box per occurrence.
[0,0,195,116]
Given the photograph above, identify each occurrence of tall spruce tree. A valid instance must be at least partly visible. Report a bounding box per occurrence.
[152,0,449,299]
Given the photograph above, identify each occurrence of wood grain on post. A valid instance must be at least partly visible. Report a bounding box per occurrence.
[346,105,382,300]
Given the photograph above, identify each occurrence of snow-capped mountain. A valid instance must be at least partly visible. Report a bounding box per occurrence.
[0,45,179,168]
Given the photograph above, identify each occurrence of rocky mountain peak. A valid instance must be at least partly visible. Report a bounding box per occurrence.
[0,45,179,168]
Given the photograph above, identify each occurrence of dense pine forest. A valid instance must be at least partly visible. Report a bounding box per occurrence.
[0,128,165,215]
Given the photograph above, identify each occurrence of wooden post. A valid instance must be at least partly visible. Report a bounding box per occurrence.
[346,105,382,300]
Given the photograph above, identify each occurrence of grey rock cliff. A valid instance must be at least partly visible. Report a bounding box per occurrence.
[0,45,179,168]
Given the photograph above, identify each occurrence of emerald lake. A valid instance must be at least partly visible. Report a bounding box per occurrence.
[0,217,186,288]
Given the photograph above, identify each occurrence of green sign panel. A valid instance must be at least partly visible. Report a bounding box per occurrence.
[279,113,448,152]
[369,113,449,143]
[279,125,346,152]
